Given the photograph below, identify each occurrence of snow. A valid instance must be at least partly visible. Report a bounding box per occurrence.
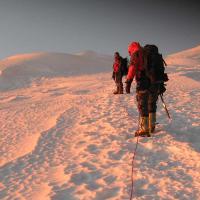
[0,49,200,200]
[165,45,200,67]
[0,52,112,91]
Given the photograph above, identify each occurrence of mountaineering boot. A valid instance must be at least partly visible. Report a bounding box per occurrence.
[119,84,123,94]
[113,90,119,94]
[149,112,156,133]
[125,83,130,94]
[135,117,151,137]
[113,86,119,94]
[125,79,132,94]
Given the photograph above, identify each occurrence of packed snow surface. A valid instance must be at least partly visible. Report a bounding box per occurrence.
[166,45,200,67]
[0,49,200,200]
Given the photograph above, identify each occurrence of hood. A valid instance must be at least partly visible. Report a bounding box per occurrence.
[128,42,141,55]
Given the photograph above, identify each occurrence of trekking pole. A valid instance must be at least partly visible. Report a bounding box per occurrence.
[160,94,171,119]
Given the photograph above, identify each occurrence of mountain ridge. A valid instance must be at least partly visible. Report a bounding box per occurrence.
[165,45,200,66]
[0,51,113,91]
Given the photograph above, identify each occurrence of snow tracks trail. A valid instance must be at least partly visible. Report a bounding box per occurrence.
[0,72,200,200]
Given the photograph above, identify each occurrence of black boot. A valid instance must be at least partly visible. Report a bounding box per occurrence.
[126,84,130,94]
[125,79,132,94]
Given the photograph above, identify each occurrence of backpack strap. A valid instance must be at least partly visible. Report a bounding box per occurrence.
[161,54,167,66]
[163,59,167,66]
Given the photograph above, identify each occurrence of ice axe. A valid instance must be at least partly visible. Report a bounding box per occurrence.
[160,94,171,119]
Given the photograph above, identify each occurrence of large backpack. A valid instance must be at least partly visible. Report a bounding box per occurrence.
[143,44,169,93]
[120,57,128,76]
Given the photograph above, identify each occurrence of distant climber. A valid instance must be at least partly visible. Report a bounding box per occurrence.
[112,52,123,94]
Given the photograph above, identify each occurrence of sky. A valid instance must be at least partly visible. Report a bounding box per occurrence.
[0,0,200,59]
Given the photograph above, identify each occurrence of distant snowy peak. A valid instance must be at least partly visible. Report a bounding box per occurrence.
[166,45,200,66]
[0,51,113,91]
[74,50,98,57]
[0,52,63,67]
[0,51,112,71]
[74,50,112,60]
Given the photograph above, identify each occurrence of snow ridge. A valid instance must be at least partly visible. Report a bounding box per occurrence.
[165,45,200,67]
[0,52,112,91]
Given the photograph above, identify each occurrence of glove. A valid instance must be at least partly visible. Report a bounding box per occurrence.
[125,79,131,84]
[125,79,133,94]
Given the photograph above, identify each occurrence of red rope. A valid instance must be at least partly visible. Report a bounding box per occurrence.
[120,96,140,200]
[127,104,140,200]
[129,135,139,200]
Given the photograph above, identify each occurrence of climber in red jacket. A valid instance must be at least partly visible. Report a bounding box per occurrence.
[126,42,151,137]
[112,52,123,94]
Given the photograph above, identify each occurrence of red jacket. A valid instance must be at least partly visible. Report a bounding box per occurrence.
[127,42,144,81]
[113,58,121,73]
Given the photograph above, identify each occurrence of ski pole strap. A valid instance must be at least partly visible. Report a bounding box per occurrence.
[160,94,171,119]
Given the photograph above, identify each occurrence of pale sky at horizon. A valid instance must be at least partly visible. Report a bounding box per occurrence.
[0,0,199,59]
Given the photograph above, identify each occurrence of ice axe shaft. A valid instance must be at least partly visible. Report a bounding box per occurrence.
[160,94,171,119]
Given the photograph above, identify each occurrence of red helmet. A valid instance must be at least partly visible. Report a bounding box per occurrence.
[128,42,141,55]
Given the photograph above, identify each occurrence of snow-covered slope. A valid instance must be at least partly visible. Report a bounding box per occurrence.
[0,51,112,91]
[0,49,200,200]
[165,45,200,67]
[165,45,200,82]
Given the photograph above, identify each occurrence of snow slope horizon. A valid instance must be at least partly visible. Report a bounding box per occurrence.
[165,44,200,67]
[1,44,200,91]
[0,51,113,91]
[165,44,200,82]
